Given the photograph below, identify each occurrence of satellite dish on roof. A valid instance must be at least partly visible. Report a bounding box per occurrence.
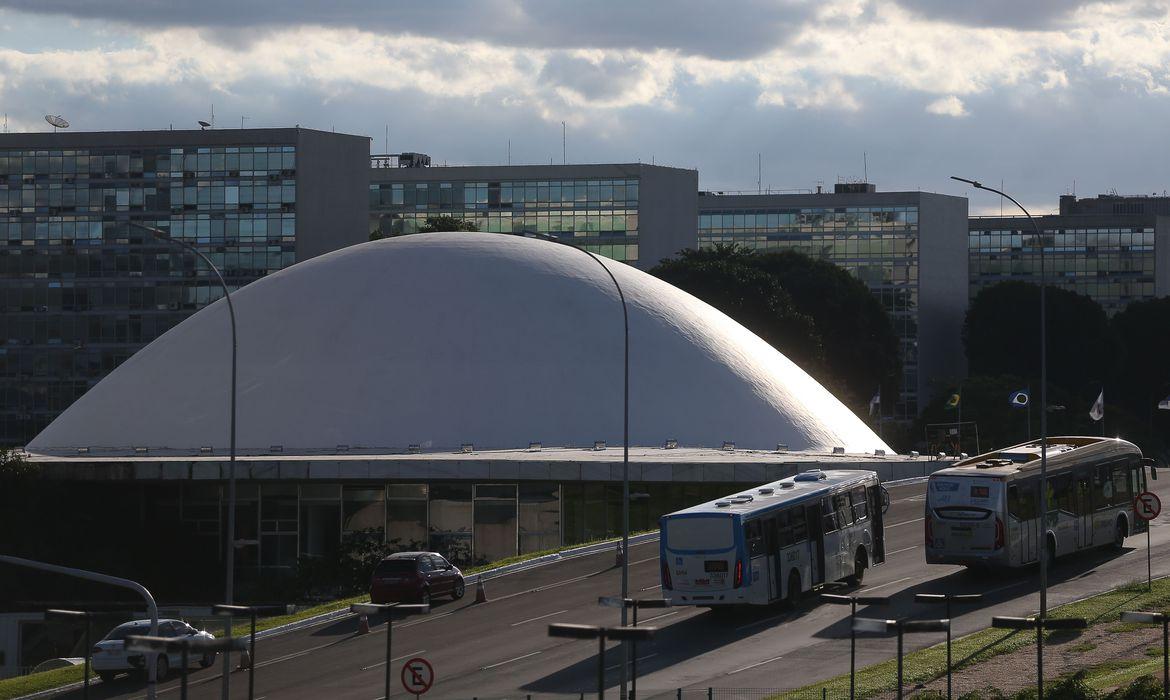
[44,115,69,129]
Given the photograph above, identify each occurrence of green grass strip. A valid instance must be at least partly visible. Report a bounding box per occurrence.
[782,577,1170,699]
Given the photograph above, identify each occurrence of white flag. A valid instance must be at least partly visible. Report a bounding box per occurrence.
[1089,390,1104,422]
[1159,395,1170,410]
[869,389,881,416]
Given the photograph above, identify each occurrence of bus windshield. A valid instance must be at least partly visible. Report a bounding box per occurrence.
[665,516,734,551]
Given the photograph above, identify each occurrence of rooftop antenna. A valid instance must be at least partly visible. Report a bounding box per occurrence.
[384,124,389,153]
[757,153,762,193]
[561,121,566,164]
[863,152,868,182]
[211,104,214,129]
[507,139,511,165]
[3,113,6,133]
[240,115,249,130]
[44,114,70,132]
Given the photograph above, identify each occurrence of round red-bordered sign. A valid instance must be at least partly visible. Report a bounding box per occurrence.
[1134,491,1161,521]
[401,656,434,695]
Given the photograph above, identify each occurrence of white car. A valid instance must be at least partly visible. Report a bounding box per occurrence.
[92,619,217,683]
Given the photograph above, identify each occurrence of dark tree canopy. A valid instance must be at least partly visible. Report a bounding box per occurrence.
[419,215,480,233]
[652,248,825,375]
[1111,296,1170,411]
[964,281,1115,393]
[651,245,901,409]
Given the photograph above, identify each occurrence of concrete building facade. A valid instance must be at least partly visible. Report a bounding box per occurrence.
[697,184,970,418]
[368,162,698,270]
[969,193,1170,314]
[0,128,370,445]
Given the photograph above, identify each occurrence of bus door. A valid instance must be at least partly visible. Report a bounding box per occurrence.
[805,503,825,586]
[1075,472,1094,548]
[867,484,886,563]
[1008,482,1039,564]
[1130,459,1150,534]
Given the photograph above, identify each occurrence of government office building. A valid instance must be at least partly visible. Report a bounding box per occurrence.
[0,128,370,446]
[368,159,698,270]
[969,193,1170,313]
[697,183,970,418]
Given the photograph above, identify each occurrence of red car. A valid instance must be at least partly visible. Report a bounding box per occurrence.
[370,552,466,605]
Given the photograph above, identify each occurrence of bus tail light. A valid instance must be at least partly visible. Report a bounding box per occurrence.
[661,561,673,590]
[994,517,1005,550]
[733,559,744,588]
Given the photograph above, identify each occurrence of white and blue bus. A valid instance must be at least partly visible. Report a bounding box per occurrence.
[659,470,887,607]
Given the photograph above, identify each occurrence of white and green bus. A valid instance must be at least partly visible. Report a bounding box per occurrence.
[660,469,887,607]
[926,436,1156,569]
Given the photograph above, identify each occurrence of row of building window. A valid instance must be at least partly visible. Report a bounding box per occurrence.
[0,147,296,178]
[700,208,919,230]
[370,179,640,209]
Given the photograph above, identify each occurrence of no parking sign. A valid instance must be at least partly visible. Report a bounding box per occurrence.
[401,656,434,696]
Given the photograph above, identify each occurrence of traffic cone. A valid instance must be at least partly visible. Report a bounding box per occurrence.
[615,542,625,568]
[237,647,252,670]
[474,577,488,604]
[357,613,370,634]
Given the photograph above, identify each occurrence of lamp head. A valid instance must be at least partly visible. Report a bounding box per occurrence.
[950,176,982,188]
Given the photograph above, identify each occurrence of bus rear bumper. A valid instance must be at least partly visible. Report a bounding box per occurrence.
[926,549,1009,567]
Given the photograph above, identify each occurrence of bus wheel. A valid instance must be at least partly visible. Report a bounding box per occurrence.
[847,548,867,586]
[1113,517,1128,550]
[786,570,802,608]
[1046,535,1057,569]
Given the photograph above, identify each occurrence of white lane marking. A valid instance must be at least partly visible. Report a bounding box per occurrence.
[727,654,785,674]
[888,517,926,528]
[640,584,662,591]
[641,610,681,624]
[893,495,926,504]
[631,556,660,565]
[860,576,914,593]
[736,613,789,632]
[361,649,426,670]
[511,609,569,627]
[480,650,543,670]
[887,545,920,556]
[607,653,658,671]
[487,570,605,604]
[984,580,1029,596]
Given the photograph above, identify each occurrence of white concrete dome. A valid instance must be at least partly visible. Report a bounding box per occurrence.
[29,232,890,455]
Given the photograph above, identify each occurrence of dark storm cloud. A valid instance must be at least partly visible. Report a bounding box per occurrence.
[890,0,1152,29]
[539,54,653,101]
[0,0,811,60]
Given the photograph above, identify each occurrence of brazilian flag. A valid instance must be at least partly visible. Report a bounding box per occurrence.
[944,392,961,410]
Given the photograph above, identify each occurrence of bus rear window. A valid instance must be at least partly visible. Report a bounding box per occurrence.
[665,516,734,551]
[971,486,990,498]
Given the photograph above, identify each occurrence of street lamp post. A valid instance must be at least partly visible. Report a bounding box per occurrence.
[516,231,632,692]
[131,220,239,697]
[915,593,983,699]
[855,618,950,700]
[1121,612,1169,700]
[821,594,891,700]
[126,635,246,700]
[951,177,1051,691]
[992,616,1086,698]
[351,602,430,700]
[548,623,656,700]
[45,609,92,699]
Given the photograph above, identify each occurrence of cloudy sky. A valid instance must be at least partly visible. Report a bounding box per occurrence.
[2,0,1169,213]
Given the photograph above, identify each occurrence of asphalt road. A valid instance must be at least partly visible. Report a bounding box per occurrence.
[62,476,1170,700]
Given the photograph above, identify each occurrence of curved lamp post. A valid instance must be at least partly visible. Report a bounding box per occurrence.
[950,177,1050,696]
[512,231,631,693]
[130,222,238,696]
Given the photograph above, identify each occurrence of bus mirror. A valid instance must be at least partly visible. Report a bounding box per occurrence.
[1143,458,1158,480]
[881,487,890,514]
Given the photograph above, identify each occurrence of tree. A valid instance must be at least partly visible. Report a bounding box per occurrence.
[419,216,479,233]
[964,282,1116,394]
[1111,296,1170,413]
[751,250,901,407]
[370,215,479,241]
[651,246,826,375]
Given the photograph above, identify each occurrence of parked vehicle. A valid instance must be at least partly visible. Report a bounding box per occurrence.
[370,551,465,605]
[925,436,1155,569]
[660,469,887,607]
[91,619,216,683]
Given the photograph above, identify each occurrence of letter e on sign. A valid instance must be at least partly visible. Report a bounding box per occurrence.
[1134,491,1161,522]
[401,656,434,695]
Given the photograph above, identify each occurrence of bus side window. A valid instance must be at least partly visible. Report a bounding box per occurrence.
[1050,476,1073,513]
[745,520,765,557]
[1129,459,1144,497]
[1097,466,1115,507]
[834,494,854,528]
[1112,465,1132,507]
[763,515,778,553]
[1007,485,1021,519]
[776,509,793,548]
[822,498,838,533]
[851,486,868,521]
[791,508,808,543]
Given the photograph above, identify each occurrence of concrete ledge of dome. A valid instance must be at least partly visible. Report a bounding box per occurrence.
[457,460,491,479]
[337,461,370,479]
[192,462,220,480]
[487,462,521,480]
[133,462,161,480]
[309,461,341,479]
[733,463,766,483]
[765,464,797,481]
[672,463,703,482]
[704,463,735,482]
[642,463,672,482]
[279,462,309,479]
[581,463,610,481]
[549,462,580,481]
[252,462,279,479]
[368,462,400,480]
[161,463,188,480]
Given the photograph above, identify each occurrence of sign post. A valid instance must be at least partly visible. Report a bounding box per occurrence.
[1134,491,1161,591]
[401,656,434,698]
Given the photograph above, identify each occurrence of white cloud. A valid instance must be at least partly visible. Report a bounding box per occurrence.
[925,95,968,117]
